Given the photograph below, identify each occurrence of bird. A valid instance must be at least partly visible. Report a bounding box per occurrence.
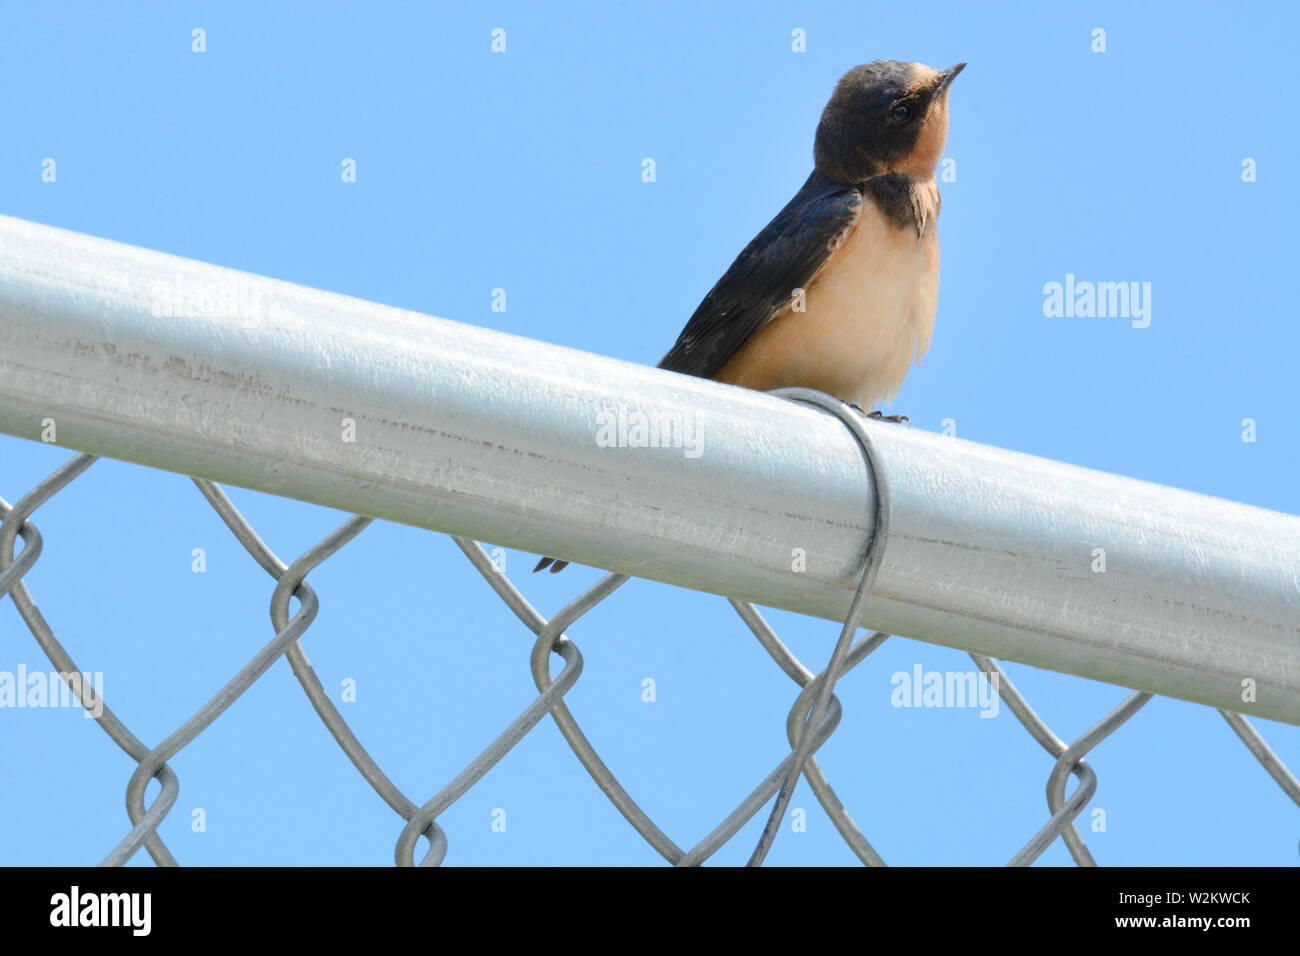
[535,59,964,574]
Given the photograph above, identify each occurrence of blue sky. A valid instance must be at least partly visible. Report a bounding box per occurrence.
[2,1,1298,865]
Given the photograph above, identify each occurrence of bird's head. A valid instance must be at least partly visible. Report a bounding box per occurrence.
[814,59,965,182]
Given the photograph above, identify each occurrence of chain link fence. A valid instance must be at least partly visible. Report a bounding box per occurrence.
[4,442,1298,866]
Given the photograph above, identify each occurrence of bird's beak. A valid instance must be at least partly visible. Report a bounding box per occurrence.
[934,61,967,96]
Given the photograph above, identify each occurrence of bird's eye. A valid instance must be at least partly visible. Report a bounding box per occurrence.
[889,103,912,124]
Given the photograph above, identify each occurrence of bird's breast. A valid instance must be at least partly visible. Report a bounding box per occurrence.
[716,185,941,409]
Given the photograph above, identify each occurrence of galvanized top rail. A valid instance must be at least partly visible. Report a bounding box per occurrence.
[1,214,1297,723]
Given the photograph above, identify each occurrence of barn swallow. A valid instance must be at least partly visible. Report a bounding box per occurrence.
[536,59,964,573]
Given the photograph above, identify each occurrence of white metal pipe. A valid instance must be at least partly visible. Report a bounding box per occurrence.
[1,214,1297,723]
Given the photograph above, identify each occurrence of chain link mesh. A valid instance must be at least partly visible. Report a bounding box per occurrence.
[3,447,1298,866]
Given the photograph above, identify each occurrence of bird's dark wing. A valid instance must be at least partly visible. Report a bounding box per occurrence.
[657,171,863,378]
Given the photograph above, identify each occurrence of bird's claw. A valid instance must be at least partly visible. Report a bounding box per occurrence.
[866,409,910,426]
[849,405,910,426]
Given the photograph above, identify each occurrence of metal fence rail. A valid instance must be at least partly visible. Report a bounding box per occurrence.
[2,214,1298,865]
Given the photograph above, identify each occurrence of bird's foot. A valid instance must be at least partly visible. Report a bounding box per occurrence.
[533,556,570,574]
[865,409,910,426]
